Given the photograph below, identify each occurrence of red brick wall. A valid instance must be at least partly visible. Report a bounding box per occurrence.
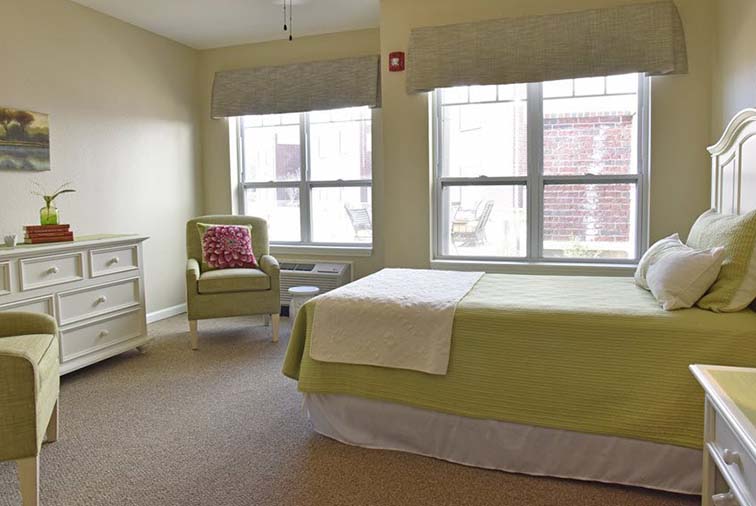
[542,112,635,248]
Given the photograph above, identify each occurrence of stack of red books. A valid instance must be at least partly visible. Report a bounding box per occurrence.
[24,224,74,244]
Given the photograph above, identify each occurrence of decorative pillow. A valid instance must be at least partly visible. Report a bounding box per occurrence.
[197,223,257,271]
[634,233,683,290]
[687,209,756,312]
[646,245,726,310]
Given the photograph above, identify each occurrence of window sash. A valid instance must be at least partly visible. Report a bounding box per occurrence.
[237,111,373,247]
[432,76,649,264]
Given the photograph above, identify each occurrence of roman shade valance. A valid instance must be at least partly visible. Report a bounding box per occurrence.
[211,55,381,118]
[406,1,687,94]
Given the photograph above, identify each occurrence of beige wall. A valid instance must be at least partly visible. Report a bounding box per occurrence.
[379,0,716,266]
[0,0,201,313]
[197,29,384,278]
[4,0,721,312]
[712,0,756,137]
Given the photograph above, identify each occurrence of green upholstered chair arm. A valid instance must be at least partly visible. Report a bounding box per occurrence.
[0,312,57,339]
[0,330,59,461]
[186,258,200,295]
[0,352,37,460]
[259,255,280,279]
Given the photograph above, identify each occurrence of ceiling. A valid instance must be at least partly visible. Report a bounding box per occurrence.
[71,0,380,50]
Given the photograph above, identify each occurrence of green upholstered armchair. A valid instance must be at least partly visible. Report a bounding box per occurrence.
[0,312,60,506]
[186,215,281,349]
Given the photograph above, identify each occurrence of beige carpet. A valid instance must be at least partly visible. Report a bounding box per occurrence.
[1,315,699,506]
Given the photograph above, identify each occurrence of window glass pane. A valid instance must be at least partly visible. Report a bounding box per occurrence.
[242,114,300,182]
[261,115,280,126]
[469,85,498,103]
[574,76,605,96]
[543,79,573,98]
[440,94,527,177]
[309,107,372,181]
[309,110,331,123]
[542,183,636,260]
[440,87,469,105]
[606,74,638,95]
[497,84,526,101]
[543,74,638,176]
[311,186,372,244]
[243,115,262,128]
[441,185,527,258]
[280,113,300,125]
[244,187,300,242]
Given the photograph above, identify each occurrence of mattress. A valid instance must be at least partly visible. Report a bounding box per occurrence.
[283,273,756,448]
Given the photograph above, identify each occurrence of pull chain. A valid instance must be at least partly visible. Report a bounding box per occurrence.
[283,0,287,31]
[288,0,293,41]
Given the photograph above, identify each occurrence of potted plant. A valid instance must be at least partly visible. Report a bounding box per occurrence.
[32,182,76,226]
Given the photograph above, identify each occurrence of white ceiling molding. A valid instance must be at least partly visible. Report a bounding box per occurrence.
[70,0,379,50]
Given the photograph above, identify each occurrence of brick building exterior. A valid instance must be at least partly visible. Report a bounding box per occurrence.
[542,112,635,256]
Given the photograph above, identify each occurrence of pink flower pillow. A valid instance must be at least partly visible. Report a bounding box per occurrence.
[197,223,257,271]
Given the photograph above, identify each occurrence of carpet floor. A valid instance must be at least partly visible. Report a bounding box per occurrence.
[1,315,699,506]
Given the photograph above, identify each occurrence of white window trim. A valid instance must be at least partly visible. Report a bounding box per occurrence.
[270,244,373,257]
[431,76,651,267]
[236,110,374,253]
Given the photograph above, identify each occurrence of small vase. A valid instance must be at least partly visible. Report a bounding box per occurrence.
[40,205,59,226]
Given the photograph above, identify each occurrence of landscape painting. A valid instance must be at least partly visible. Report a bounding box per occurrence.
[0,107,50,171]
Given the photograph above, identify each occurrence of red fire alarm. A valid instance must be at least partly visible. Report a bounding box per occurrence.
[388,51,405,72]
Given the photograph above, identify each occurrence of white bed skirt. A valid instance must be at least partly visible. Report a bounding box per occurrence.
[303,393,702,495]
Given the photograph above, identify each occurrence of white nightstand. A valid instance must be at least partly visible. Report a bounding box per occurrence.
[691,365,756,506]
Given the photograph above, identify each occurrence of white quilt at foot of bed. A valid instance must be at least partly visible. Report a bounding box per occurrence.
[309,268,483,375]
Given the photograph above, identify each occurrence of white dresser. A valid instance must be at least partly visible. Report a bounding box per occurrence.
[0,234,150,374]
[691,365,756,506]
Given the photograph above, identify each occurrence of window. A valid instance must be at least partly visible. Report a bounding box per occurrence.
[237,107,372,247]
[433,74,648,263]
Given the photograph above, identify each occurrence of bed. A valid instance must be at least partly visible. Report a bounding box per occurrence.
[282,108,756,494]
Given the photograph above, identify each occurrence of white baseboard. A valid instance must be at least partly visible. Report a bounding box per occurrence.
[146,303,187,324]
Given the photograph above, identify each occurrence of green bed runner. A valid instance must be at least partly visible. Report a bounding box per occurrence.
[283,274,756,449]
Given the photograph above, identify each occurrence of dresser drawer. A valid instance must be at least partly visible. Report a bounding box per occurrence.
[60,309,144,361]
[0,262,10,295]
[90,245,139,278]
[20,252,84,291]
[711,411,756,505]
[0,295,55,317]
[58,278,141,325]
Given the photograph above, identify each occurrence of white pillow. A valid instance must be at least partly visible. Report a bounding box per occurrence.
[646,245,726,310]
[634,233,683,290]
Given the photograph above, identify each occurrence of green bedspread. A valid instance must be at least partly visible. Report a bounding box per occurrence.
[282,274,756,449]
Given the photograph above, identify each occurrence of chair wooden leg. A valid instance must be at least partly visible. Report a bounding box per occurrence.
[45,399,59,443]
[263,314,271,327]
[189,320,198,350]
[271,314,280,343]
[17,456,39,506]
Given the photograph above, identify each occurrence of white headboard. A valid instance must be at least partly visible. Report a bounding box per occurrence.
[708,108,756,215]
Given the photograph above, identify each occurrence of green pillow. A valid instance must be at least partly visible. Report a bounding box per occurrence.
[196,223,257,272]
[687,209,756,312]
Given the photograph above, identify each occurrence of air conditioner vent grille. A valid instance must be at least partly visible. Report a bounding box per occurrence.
[279,261,351,305]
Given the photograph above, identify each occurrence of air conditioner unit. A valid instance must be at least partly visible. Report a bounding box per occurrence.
[279,261,352,306]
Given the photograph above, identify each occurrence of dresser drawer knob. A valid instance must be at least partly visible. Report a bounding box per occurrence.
[96,295,108,305]
[47,266,59,275]
[712,492,737,506]
[98,330,110,338]
[108,257,120,265]
[722,448,741,465]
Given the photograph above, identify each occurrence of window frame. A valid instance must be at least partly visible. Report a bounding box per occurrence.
[236,109,374,248]
[431,75,650,265]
